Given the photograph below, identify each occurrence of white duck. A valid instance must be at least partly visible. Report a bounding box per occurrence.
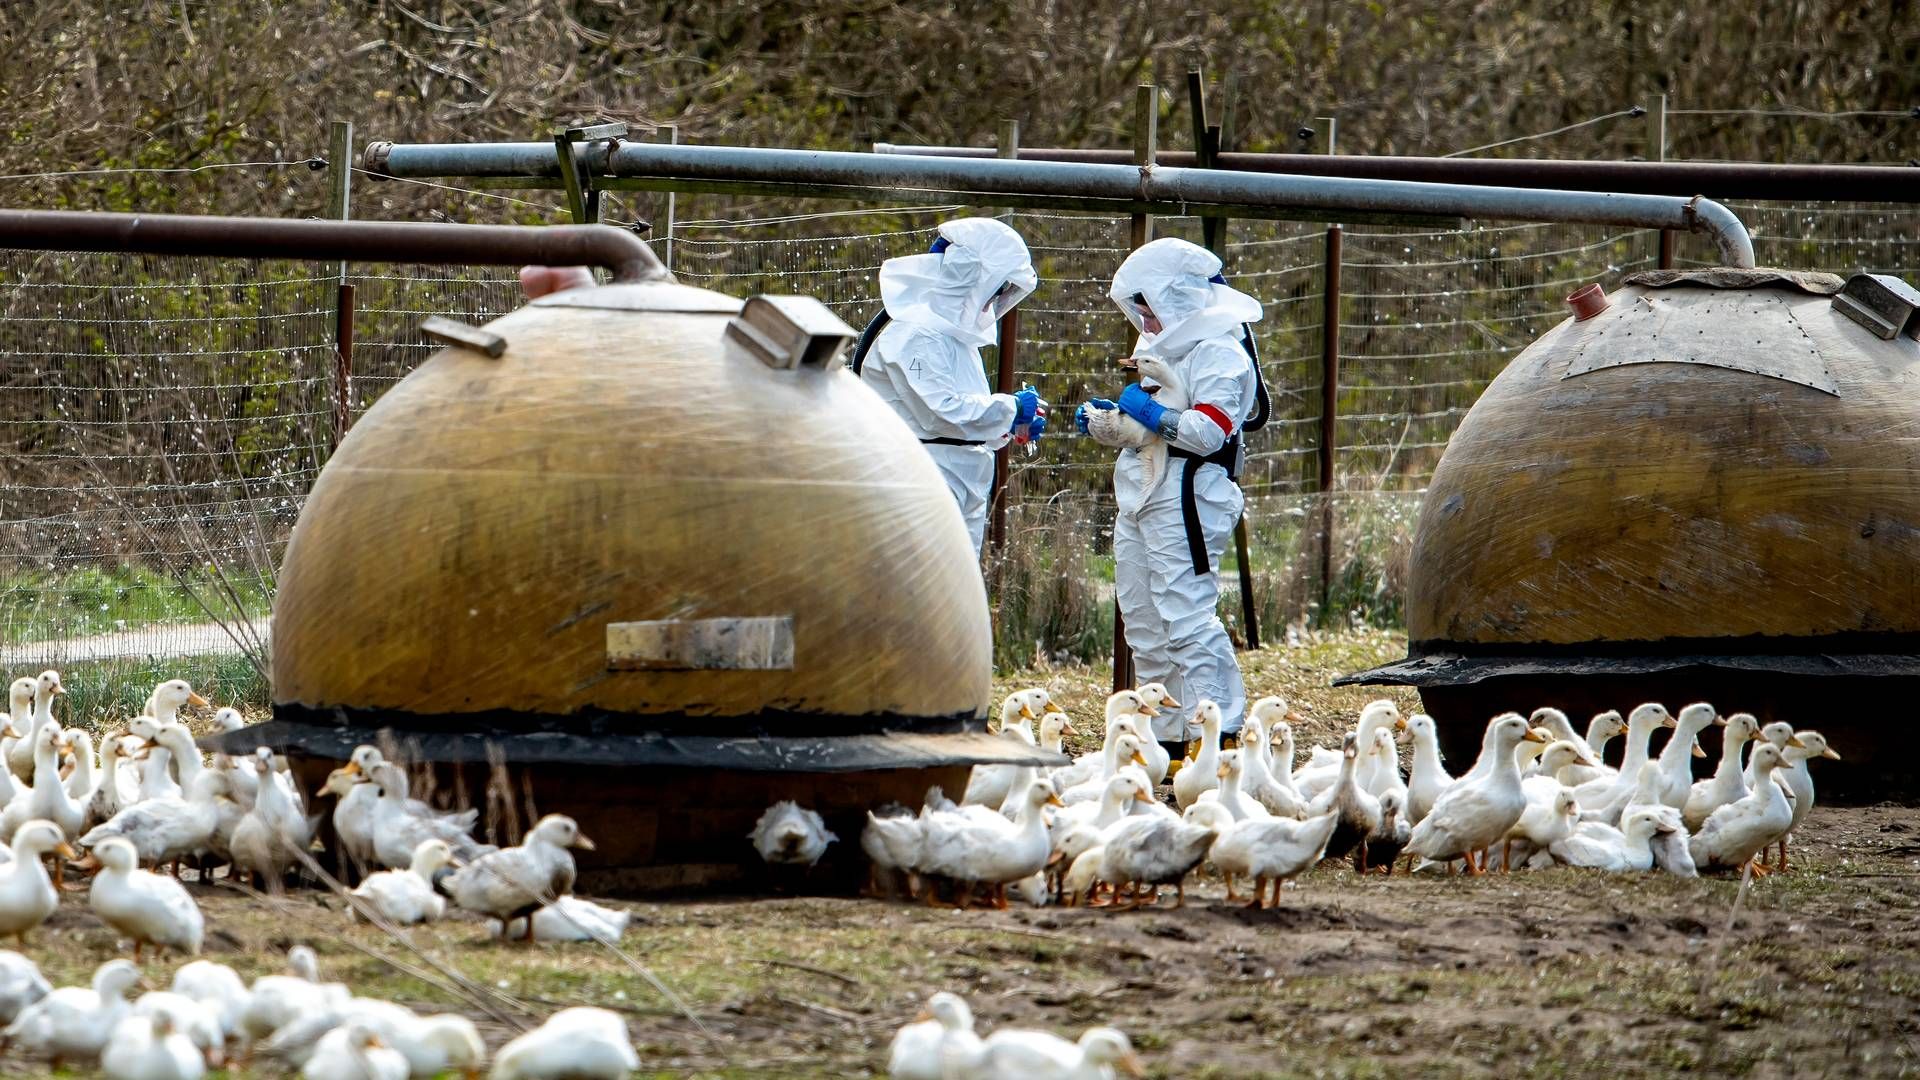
[7,671,63,786]
[1369,727,1410,814]
[349,838,453,925]
[1049,712,1135,793]
[60,729,95,804]
[1517,740,1598,810]
[130,716,183,804]
[920,780,1058,909]
[1559,710,1625,787]
[1525,708,1590,762]
[88,835,203,960]
[1198,749,1272,822]
[1744,722,1795,787]
[1406,714,1544,873]
[861,805,922,898]
[0,950,48,1024]
[1684,712,1761,832]
[975,1025,1143,1080]
[1092,353,1188,518]
[489,1006,637,1080]
[0,820,68,944]
[1,677,34,794]
[1172,701,1226,810]
[1500,788,1579,870]
[1096,809,1216,910]
[749,800,837,867]
[1398,714,1452,826]
[1646,805,1699,878]
[489,896,632,943]
[1770,730,1838,872]
[1051,772,1156,871]
[1058,733,1150,806]
[240,947,350,1046]
[1691,741,1795,874]
[1548,806,1664,871]
[963,690,1065,808]
[366,763,485,868]
[265,998,484,1077]
[102,1013,206,1080]
[1131,683,1181,782]
[1245,714,1308,818]
[170,960,250,1044]
[304,1022,409,1080]
[440,814,594,935]
[316,765,379,878]
[1207,799,1339,908]
[130,989,224,1067]
[1574,703,1673,812]
[229,752,303,892]
[85,731,140,834]
[1295,700,1400,800]
[1308,732,1380,865]
[0,723,83,843]
[1649,702,1720,810]
[888,991,983,1080]
[3,958,141,1069]
[82,764,229,874]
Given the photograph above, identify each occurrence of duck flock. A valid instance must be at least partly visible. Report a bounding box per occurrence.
[874,687,1840,1078]
[0,669,1845,1080]
[852,687,1840,919]
[0,670,636,1080]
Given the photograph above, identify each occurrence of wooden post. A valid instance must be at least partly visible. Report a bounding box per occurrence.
[989,121,1020,557]
[1315,116,1341,623]
[1188,67,1261,650]
[327,119,354,451]
[1654,95,1676,269]
[1113,85,1157,692]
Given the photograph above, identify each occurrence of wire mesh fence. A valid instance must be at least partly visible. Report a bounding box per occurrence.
[2,197,1915,671]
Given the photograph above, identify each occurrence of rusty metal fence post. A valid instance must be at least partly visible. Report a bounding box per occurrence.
[327,119,355,452]
[1112,85,1156,693]
[1315,117,1342,622]
[1187,67,1262,652]
[989,120,1020,557]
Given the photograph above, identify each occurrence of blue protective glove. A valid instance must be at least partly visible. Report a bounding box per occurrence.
[1011,387,1044,430]
[1075,398,1117,435]
[1116,383,1168,434]
[1026,411,1048,442]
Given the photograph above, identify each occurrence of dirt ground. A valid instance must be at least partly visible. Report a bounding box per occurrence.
[6,631,1916,1078]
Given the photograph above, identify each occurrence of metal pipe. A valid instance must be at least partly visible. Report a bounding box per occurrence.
[367,141,1757,266]
[874,143,1920,204]
[0,209,668,283]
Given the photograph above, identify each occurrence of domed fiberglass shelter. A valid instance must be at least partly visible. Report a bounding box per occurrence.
[1342,269,1920,798]
[211,275,1060,891]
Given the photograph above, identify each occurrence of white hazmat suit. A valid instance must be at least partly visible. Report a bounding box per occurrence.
[860,219,1038,553]
[1099,239,1264,740]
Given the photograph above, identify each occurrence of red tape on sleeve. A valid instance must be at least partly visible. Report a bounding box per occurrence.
[1194,403,1234,435]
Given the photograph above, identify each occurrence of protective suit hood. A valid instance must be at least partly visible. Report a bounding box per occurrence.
[1110,238,1263,359]
[880,217,1037,347]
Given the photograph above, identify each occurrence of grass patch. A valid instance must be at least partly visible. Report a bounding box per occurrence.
[0,564,271,645]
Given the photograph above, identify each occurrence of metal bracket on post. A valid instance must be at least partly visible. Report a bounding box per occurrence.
[1653,95,1676,268]
[553,122,629,224]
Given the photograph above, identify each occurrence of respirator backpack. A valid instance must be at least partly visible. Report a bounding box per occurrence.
[1162,271,1271,575]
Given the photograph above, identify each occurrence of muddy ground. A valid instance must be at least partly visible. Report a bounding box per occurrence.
[6,631,1916,1078]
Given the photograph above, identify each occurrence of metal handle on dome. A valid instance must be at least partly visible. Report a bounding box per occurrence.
[0,209,669,283]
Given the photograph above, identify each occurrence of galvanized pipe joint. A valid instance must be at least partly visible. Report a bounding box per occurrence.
[367,140,1758,268]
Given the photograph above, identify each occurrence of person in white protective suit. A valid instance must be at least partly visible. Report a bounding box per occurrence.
[855,218,1048,553]
[1075,238,1268,761]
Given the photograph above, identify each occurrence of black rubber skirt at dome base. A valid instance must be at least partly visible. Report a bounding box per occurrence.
[200,705,1066,894]
[1339,638,1920,803]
